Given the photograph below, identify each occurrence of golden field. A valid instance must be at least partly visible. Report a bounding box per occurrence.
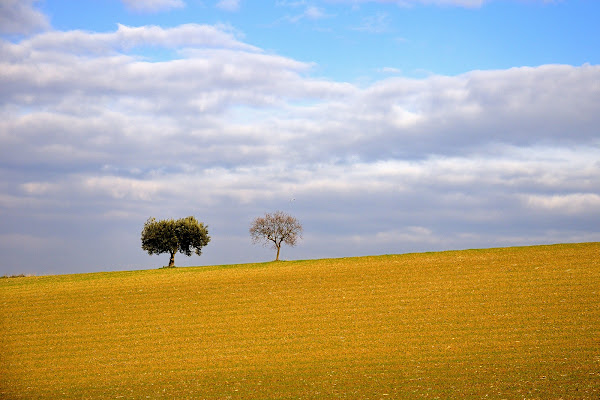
[1,242,599,399]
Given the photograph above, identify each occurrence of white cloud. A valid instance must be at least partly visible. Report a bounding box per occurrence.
[286,5,332,22]
[524,194,600,215]
[418,0,484,6]
[354,12,391,33]
[216,0,241,11]
[325,0,486,8]
[304,6,328,18]
[379,67,402,74]
[11,23,258,56]
[121,0,185,13]
[82,177,164,201]
[325,0,561,9]
[276,1,308,6]
[0,0,49,34]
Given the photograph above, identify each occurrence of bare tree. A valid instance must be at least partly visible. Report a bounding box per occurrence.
[249,211,303,261]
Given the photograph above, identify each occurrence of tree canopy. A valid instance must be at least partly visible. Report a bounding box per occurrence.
[249,211,303,261]
[141,216,210,267]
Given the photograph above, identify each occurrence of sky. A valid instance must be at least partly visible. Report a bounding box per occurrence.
[1,0,599,276]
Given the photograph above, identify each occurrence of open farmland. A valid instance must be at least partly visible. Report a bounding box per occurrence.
[1,242,599,399]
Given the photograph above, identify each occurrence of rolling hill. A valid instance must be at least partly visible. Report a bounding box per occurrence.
[1,242,598,399]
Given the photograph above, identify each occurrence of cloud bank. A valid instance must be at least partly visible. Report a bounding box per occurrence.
[1,13,599,275]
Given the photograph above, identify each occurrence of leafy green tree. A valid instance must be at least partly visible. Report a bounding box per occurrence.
[249,211,303,261]
[141,216,210,268]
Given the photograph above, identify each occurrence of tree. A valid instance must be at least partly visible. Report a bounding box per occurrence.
[141,216,210,268]
[249,211,303,261]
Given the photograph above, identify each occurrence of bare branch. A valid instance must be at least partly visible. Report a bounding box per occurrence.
[249,211,303,261]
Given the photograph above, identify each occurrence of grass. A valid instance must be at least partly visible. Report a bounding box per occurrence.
[1,242,599,399]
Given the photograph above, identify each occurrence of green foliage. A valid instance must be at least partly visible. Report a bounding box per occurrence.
[0,274,28,279]
[141,216,210,267]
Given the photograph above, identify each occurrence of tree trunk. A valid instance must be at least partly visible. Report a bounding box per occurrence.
[275,245,281,261]
[168,250,176,267]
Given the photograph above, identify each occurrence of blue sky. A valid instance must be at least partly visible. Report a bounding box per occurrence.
[37,0,600,79]
[1,0,599,275]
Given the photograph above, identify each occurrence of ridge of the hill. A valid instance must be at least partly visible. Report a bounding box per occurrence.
[3,241,597,281]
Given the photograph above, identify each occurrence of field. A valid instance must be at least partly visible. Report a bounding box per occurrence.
[1,242,599,399]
